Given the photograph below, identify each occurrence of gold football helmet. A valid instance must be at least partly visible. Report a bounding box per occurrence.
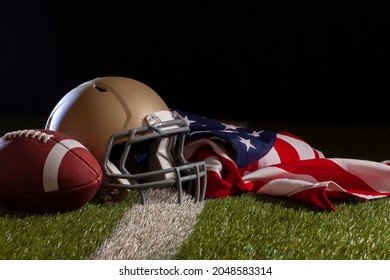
[45,76,207,204]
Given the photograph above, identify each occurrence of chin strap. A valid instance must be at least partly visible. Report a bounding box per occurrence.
[98,161,130,203]
[106,160,131,185]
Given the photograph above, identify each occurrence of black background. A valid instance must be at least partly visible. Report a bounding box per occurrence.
[1,1,389,124]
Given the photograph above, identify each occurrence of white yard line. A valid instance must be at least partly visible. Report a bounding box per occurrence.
[90,188,205,260]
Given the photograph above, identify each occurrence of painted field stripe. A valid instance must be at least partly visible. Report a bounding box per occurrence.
[90,188,204,260]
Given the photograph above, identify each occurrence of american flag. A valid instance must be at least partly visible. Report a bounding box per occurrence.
[176,110,390,211]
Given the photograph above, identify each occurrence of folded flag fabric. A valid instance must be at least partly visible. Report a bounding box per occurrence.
[176,109,390,211]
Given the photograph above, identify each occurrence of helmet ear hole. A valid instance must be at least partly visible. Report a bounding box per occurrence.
[93,85,108,92]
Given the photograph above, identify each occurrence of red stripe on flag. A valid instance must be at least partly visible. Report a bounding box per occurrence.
[185,132,390,211]
[272,135,301,163]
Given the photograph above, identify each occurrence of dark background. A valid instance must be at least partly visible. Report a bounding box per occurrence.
[1,1,389,124]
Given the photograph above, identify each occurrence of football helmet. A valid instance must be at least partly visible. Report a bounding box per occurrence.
[45,76,207,204]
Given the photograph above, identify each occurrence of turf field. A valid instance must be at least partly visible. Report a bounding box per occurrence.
[0,114,389,260]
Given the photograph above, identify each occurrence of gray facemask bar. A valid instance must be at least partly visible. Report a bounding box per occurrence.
[101,116,207,204]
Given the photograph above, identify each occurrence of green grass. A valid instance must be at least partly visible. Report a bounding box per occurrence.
[1,114,390,260]
[176,194,390,260]
[0,192,139,259]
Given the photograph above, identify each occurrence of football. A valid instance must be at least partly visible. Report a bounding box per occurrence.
[0,129,102,212]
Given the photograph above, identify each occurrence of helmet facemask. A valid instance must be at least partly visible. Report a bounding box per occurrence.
[100,110,207,204]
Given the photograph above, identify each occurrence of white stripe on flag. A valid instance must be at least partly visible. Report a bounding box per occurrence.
[277,133,317,160]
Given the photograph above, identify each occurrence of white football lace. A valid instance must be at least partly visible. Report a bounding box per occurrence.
[4,130,54,143]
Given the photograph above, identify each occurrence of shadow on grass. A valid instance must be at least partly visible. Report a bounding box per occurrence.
[252,193,367,212]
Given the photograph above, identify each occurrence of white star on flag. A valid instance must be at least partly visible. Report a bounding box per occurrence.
[223,124,239,130]
[248,130,264,137]
[238,136,256,151]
